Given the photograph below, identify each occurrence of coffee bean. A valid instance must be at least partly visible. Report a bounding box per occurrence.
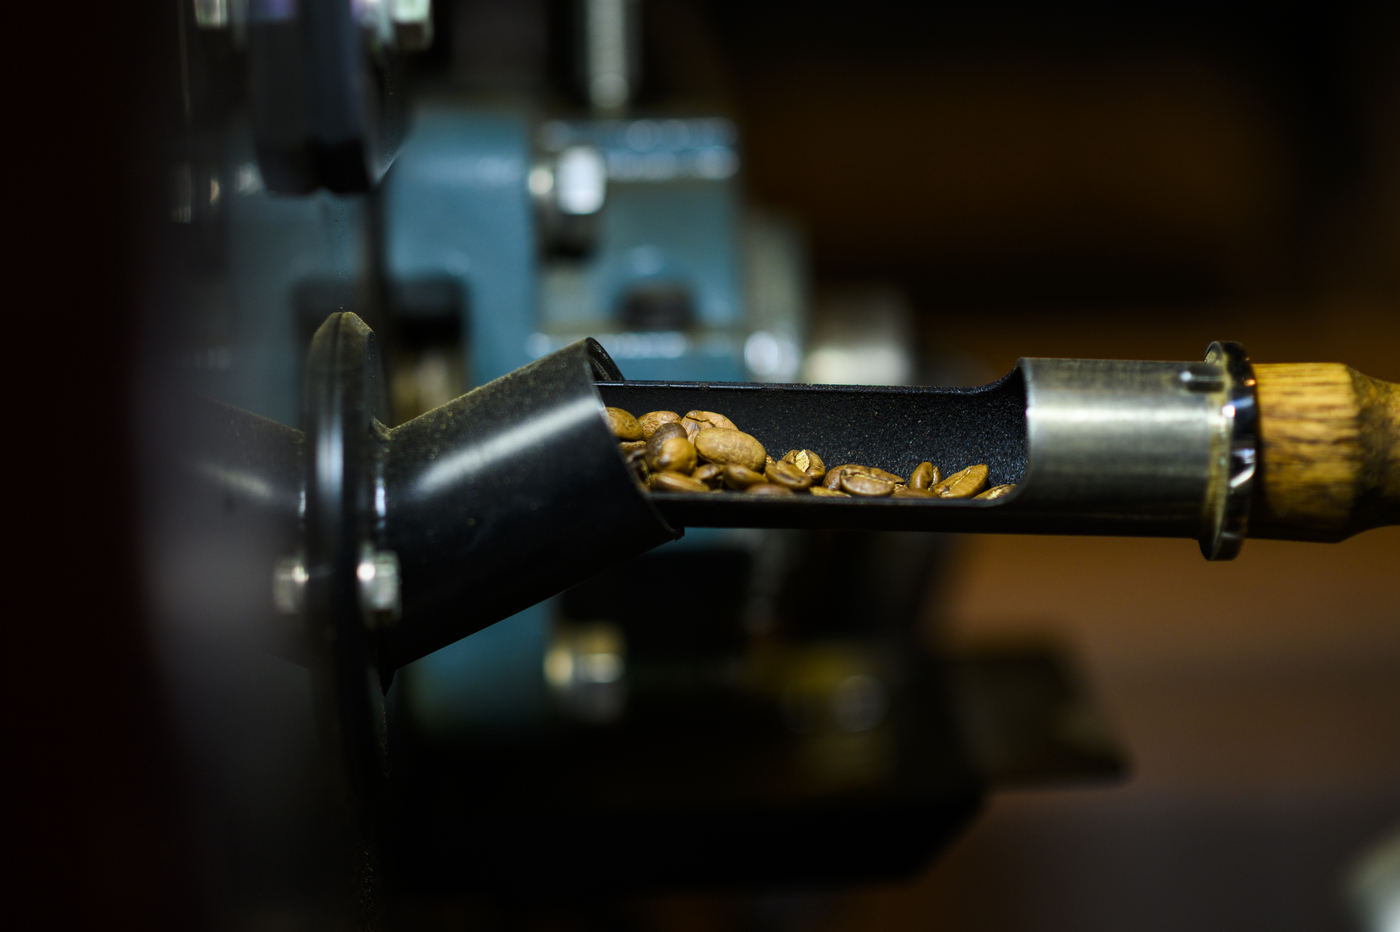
[933,464,989,499]
[623,445,649,481]
[768,459,815,490]
[638,410,681,439]
[649,471,710,493]
[624,406,1008,505]
[681,410,737,442]
[645,422,687,468]
[606,407,644,441]
[822,464,862,490]
[893,487,936,499]
[781,449,826,481]
[975,483,1016,500]
[692,463,724,487]
[649,421,687,445]
[649,435,697,474]
[907,462,938,490]
[841,473,896,497]
[695,428,767,472]
[723,463,767,489]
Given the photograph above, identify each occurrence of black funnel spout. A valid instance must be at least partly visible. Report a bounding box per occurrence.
[184,316,679,679]
[189,315,1260,694]
[379,338,680,670]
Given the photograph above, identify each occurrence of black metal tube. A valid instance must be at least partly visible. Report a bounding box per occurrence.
[380,338,679,670]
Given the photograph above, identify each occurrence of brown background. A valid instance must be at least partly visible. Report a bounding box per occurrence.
[642,2,1400,928]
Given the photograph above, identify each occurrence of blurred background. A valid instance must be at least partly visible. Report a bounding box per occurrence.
[694,3,1400,930]
[14,1,1400,931]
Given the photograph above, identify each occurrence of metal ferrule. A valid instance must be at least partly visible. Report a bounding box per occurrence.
[1014,342,1257,559]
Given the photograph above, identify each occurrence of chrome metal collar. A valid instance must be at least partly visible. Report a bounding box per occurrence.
[1200,341,1258,560]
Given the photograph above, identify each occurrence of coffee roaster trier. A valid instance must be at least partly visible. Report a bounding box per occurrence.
[193,311,1397,885]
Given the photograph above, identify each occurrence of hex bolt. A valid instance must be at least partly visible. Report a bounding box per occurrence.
[357,545,402,619]
[273,555,307,615]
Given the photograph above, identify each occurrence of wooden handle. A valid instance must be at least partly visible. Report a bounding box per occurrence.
[1250,362,1400,541]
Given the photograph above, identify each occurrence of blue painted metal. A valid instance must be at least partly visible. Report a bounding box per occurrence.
[206,131,370,426]
[538,181,744,331]
[397,601,553,734]
[534,117,751,384]
[382,107,538,386]
[385,109,764,732]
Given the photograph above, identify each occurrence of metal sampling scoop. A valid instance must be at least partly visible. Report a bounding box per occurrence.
[601,340,1397,560]
[192,315,1398,679]
[602,341,1256,559]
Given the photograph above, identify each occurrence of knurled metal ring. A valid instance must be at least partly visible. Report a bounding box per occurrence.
[1200,341,1258,560]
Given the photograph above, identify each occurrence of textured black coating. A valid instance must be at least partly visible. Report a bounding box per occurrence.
[597,370,1029,530]
[381,339,679,669]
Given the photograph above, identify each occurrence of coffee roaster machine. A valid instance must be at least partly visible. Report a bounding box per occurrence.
[155,3,1129,926]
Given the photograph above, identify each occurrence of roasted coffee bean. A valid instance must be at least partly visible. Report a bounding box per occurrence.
[623,445,649,479]
[823,463,894,490]
[649,435,697,474]
[638,410,681,439]
[893,487,936,499]
[822,464,860,490]
[768,459,815,490]
[975,483,1015,500]
[627,405,1005,505]
[781,449,827,481]
[841,473,896,497]
[695,428,767,472]
[809,486,849,497]
[723,463,768,489]
[606,407,644,441]
[692,462,724,487]
[680,410,737,442]
[907,462,938,490]
[649,471,710,493]
[649,421,687,445]
[645,422,687,468]
[933,464,989,499]
[638,408,680,436]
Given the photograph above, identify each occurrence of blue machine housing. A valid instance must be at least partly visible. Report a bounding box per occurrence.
[381,106,798,734]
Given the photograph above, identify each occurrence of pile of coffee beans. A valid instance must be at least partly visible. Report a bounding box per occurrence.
[605,407,1015,500]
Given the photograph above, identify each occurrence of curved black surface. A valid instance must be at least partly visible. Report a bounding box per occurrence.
[302,312,390,796]
[598,369,1030,531]
[381,338,680,670]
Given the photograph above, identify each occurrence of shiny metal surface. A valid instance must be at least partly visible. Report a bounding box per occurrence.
[1019,357,1217,538]
[1014,344,1256,557]
[1201,341,1258,560]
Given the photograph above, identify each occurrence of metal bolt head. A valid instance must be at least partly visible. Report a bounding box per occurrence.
[273,556,308,614]
[357,546,402,619]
